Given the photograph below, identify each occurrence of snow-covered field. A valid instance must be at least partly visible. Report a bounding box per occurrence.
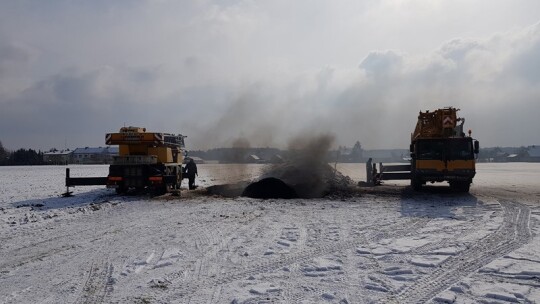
[1,163,539,303]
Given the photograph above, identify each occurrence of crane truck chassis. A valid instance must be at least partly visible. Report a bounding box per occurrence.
[64,127,187,196]
[367,107,479,192]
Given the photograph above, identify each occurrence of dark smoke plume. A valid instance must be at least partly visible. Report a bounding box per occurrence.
[261,133,353,198]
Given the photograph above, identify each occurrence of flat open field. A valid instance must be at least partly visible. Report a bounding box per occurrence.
[1,163,539,303]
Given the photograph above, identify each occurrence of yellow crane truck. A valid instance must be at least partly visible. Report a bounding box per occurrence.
[65,126,186,195]
[368,107,479,192]
[409,107,479,192]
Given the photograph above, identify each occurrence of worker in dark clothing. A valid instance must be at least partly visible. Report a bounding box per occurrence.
[185,158,198,190]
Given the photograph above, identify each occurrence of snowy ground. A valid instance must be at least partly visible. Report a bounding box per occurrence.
[1,163,539,303]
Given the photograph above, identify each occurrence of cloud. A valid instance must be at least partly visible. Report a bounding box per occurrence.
[0,42,38,95]
[0,42,35,74]
[0,2,539,150]
[359,50,403,78]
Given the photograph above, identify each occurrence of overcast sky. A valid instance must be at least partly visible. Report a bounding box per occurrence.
[1,0,540,151]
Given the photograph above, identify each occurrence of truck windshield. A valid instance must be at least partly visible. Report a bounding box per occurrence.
[446,139,474,160]
[416,138,473,160]
[416,140,445,160]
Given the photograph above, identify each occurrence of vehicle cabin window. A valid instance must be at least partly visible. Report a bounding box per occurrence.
[447,140,473,160]
[417,140,444,159]
[416,139,473,160]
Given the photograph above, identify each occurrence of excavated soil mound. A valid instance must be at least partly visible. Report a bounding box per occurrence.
[206,134,356,199]
[206,165,354,199]
[261,162,355,198]
[241,177,298,199]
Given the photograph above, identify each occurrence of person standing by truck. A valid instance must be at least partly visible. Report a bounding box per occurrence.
[185,158,198,190]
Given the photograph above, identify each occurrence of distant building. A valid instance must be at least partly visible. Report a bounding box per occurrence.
[506,154,519,162]
[245,154,263,163]
[71,147,119,164]
[43,149,73,165]
[493,151,510,162]
[524,145,540,162]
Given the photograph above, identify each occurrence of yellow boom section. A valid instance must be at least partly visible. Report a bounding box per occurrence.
[412,107,461,140]
[105,126,185,164]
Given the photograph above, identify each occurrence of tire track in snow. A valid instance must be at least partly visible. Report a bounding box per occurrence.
[164,210,263,284]
[477,272,540,289]
[189,212,392,303]
[183,211,266,304]
[157,216,431,303]
[281,221,346,303]
[386,200,532,304]
[126,207,266,304]
[281,263,305,303]
[268,217,430,302]
[0,203,167,272]
[381,202,496,266]
[280,223,310,302]
[75,259,114,304]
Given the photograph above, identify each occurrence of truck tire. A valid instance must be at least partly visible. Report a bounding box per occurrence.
[115,185,127,194]
[450,181,470,193]
[175,167,181,189]
[411,178,422,191]
[459,181,470,193]
[153,184,168,196]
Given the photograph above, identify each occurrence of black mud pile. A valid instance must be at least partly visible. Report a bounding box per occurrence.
[208,134,355,199]
[258,162,354,198]
[241,177,298,199]
[245,134,354,199]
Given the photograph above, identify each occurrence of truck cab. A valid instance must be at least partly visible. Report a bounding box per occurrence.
[411,137,479,191]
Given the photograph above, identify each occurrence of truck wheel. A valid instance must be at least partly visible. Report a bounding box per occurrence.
[153,187,164,196]
[115,185,127,194]
[450,181,470,193]
[460,182,470,193]
[411,178,422,191]
[175,168,181,189]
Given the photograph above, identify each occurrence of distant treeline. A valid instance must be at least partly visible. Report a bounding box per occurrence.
[0,141,45,166]
[1,137,536,166]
